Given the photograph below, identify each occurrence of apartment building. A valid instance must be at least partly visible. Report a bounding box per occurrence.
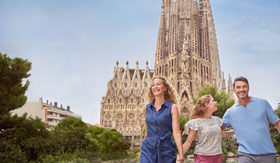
[12,98,82,126]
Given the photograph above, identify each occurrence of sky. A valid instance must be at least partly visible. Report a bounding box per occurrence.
[0,0,279,125]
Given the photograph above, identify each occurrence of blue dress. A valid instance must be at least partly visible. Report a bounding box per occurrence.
[140,99,177,163]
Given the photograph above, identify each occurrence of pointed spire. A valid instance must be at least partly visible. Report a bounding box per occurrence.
[199,0,211,16]
[222,72,226,92]
[227,74,234,100]
[161,0,165,9]
[113,60,120,80]
[168,0,179,55]
[142,60,151,80]
[189,0,200,57]
[155,1,167,63]
[170,0,177,15]
[192,0,199,14]
[122,60,131,80]
[132,60,141,80]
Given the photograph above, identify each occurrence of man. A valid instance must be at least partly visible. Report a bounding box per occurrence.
[222,76,280,163]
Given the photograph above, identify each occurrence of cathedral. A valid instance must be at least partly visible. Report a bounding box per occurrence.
[100,0,233,146]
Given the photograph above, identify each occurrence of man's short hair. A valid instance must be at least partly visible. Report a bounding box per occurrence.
[233,76,249,88]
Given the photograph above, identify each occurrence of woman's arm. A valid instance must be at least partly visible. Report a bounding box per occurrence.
[182,128,197,155]
[171,104,184,162]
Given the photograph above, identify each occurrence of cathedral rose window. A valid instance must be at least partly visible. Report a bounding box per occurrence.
[129,113,135,119]
[106,114,111,120]
[117,113,123,119]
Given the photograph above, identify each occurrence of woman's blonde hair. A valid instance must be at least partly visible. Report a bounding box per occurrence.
[190,95,212,119]
[147,76,177,104]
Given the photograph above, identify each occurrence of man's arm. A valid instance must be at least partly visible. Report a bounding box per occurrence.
[221,126,234,138]
[274,120,280,133]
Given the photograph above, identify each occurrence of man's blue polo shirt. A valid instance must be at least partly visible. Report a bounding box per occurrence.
[222,97,279,155]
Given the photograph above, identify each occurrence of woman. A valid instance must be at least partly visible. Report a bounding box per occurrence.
[182,95,234,163]
[140,76,184,163]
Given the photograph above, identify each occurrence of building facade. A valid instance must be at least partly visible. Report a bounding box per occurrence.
[100,61,153,146]
[100,0,233,145]
[12,98,82,126]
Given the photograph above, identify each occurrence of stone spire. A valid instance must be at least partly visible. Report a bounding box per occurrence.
[222,72,226,92]
[142,61,151,80]
[132,61,141,80]
[228,74,234,100]
[190,0,200,57]
[168,0,179,55]
[113,60,121,80]
[199,0,222,90]
[155,0,167,63]
[122,61,131,80]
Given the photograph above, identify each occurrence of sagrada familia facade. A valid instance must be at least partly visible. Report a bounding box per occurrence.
[100,0,234,146]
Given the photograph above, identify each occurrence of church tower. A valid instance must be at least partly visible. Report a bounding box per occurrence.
[154,0,223,116]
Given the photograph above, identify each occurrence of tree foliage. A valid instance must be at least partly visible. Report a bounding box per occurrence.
[0,114,51,162]
[179,115,196,156]
[0,52,31,117]
[0,53,132,162]
[86,126,130,160]
[52,117,89,153]
[270,108,280,153]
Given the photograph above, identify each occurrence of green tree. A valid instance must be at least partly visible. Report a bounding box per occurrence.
[0,52,31,118]
[179,115,196,156]
[52,117,89,154]
[86,126,130,160]
[85,126,103,152]
[179,115,189,134]
[0,53,44,162]
[270,108,280,153]
[0,114,51,162]
[97,129,130,154]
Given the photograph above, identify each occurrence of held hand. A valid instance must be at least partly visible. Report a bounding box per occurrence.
[176,154,184,163]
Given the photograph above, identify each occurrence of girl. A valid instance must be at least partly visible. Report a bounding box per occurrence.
[182,95,234,163]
